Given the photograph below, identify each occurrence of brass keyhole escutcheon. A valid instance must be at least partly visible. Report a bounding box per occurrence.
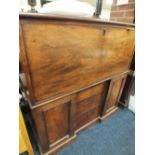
[102,28,107,35]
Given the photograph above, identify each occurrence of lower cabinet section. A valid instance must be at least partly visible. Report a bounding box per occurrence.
[31,74,127,154]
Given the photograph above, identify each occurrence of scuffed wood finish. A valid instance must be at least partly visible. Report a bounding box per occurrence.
[20,17,134,105]
[19,13,135,155]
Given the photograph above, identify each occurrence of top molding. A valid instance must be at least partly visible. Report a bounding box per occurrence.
[19,13,135,28]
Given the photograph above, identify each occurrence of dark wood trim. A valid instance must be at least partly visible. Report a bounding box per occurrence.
[130,52,135,71]
[127,49,135,70]
[101,79,114,116]
[99,81,110,117]
[116,76,127,106]
[19,13,135,28]
[68,100,76,137]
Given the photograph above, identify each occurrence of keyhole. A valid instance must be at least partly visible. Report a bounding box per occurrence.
[102,28,107,35]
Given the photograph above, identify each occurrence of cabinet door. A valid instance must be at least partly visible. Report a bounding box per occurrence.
[105,75,126,113]
[43,103,69,145]
[32,97,71,153]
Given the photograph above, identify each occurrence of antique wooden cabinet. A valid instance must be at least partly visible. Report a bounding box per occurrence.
[19,13,135,155]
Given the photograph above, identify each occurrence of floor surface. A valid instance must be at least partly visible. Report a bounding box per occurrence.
[57,108,135,155]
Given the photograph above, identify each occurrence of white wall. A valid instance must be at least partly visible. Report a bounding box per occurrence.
[128,95,135,113]
[19,0,112,20]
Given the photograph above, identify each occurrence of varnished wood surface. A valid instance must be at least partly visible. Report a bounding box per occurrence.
[74,93,103,117]
[107,79,123,110]
[74,105,101,130]
[103,74,127,114]
[32,96,71,152]
[20,17,134,105]
[71,84,104,103]
[44,102,70,144]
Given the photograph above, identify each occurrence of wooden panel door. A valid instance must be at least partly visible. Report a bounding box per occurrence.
[43,103,69,145]
[32,97,71,153]
[104,75,127,113]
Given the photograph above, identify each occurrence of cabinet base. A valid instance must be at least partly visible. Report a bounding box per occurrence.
[38,107,118,155]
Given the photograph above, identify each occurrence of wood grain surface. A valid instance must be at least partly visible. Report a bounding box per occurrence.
[20,19,134,104]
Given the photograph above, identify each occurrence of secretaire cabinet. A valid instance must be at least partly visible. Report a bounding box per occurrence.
[19,13,135,154]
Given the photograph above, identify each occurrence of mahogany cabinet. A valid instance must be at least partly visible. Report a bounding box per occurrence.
[19,13,135,154]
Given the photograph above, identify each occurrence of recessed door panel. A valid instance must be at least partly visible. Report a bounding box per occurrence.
[43,102,70,144]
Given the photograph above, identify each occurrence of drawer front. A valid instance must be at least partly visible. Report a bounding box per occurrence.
[20,20,135,104]
[72,84,104,103]
[74,93,103,118]
[74,106,100,130]
[72,83,107,119]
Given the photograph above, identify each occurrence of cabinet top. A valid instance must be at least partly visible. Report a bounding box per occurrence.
[19,13,135,29]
